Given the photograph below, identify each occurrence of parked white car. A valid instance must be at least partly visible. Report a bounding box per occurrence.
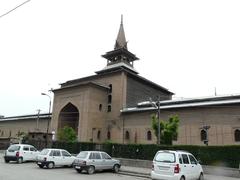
[36,148,75,169]
[73,151,121,174]
[151,150,204,180]
[4,144,39,163]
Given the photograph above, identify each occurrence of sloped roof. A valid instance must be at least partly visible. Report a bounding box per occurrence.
[0,113,51,122]
[121,94,240,113]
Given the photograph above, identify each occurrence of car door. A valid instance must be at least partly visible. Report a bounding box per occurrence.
[181,153,193,180]
[89,152,103,170]
[22,146,30,161]
[101,152,113,170]
[29,146,38,161]
[52,150,62,166]
[61,150,74,166]
[188,154,200,179]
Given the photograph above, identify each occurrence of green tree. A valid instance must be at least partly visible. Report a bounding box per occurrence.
[57,126,77,143]
[151,115,179,145]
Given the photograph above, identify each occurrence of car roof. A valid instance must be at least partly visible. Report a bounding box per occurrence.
[79,151,107,153]
[10,144,34,147]
[157,150,190,154]
[43,148,67,151]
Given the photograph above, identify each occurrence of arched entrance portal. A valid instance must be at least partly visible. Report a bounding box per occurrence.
[58,103,79,135]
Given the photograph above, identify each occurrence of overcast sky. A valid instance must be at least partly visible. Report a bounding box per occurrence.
[1,0,240,117]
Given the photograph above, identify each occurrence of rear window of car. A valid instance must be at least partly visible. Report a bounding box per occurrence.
[40,149,49,155]
[8,145,20,151]
[155,152,176,163]
[77,151,88,158]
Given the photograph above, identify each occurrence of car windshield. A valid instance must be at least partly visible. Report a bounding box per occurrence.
[155,152,176,163]
[8,145,20,151]
[77,151,88,158]
[40,149,49,155]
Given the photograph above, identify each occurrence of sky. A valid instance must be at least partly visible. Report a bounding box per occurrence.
[0,0,240,117]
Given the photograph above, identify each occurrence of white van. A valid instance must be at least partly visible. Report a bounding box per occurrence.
[4,144,39,163]
[151,150,204,180]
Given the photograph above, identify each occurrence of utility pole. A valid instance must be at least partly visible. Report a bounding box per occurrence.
[150,96,161,145]
[157,96,161,145]
[36,109,41,131]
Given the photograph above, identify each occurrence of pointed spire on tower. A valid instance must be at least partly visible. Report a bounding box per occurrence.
[114,15,128,50]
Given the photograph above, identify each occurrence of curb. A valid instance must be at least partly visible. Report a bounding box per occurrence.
[119,170,150,179]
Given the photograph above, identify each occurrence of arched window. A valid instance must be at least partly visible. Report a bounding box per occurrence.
[125,131,130,140]
[97,130,101,140]
[99,104,102,111]
[107,105,111,112]
[107,131,111,140]
[108,95,112,104]
[147,131,152,141]
[234,129,240,142]
[200,129,207,141]
[109,84,112,93]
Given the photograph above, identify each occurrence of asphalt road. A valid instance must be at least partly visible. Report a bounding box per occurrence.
[0,161,149,180]
[0,153,239,180]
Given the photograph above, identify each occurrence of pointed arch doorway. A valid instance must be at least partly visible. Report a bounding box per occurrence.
[58,103,79,136]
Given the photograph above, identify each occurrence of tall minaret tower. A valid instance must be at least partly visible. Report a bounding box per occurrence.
[97,15,139,74]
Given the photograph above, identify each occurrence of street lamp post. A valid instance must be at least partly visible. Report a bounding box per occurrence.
[150,96,161,145]
[156,99,161,145]
[41,93,51,146]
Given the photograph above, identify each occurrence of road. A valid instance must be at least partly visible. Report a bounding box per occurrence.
[0,161,148,180]
[0,154,239,180]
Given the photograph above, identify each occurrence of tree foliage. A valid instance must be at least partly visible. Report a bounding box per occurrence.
[151,115,180,145]
[57,126,77,143]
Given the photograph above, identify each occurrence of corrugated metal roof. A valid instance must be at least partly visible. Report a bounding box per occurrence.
[0,113,51,122]
[121,95,240,113]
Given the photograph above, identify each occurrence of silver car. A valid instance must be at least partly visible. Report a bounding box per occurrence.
[73,151,121,174]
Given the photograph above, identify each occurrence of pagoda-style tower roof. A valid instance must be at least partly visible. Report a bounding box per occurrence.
[99,15,139,74]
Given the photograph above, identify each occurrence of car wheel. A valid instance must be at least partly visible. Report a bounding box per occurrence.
[87,166,95,174]
[17,157,23,164]
[4,159,9,163]
[199,173,204,180]
[180,176,185,180]
[47,162,55,169]
[38,164,44,168]
[113,164,120,173]
[76,169,82,173]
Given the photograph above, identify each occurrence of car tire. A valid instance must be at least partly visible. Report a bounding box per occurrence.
[199,173,204,180]
[113,164,120,173]
[180,176,185,180]
[87,166,95,174]
[47,162,55,169]
[17,157,23,164]
[4,159,9,163]
[76,169,82,173]
[38,164,44,168]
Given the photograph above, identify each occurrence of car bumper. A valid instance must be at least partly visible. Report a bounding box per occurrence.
[36,161,50,167]
[4,156,19,161]
[73,164,90,171]
[151,171,181,180]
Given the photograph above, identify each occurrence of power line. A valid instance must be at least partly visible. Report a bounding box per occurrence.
[0,0,31,19]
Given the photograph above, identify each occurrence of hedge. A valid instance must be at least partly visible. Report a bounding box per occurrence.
[25,140,240,168]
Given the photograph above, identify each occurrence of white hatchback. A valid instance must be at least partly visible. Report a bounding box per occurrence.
[36,148,75,169]
[4,144,39,163]
[151,150,204,180]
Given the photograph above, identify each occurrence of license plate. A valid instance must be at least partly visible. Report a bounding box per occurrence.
[75,166,81,169]
[37,162,42,165]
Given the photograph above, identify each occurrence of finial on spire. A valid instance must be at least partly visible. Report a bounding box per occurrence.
[114,15,127,50]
